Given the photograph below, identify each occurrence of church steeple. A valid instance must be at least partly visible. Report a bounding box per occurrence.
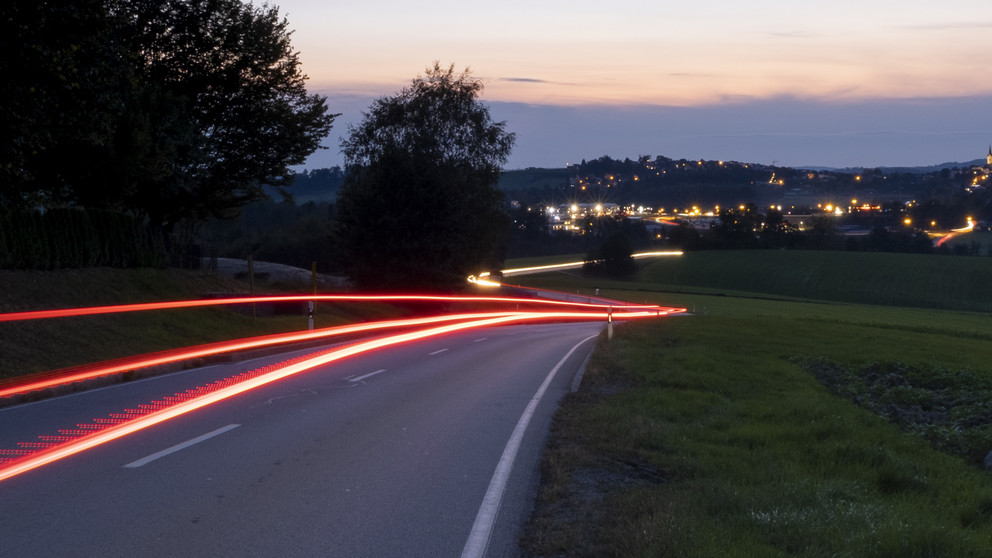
[987,145,992,166]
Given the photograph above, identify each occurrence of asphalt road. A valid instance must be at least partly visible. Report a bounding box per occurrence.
[0,321,603,557]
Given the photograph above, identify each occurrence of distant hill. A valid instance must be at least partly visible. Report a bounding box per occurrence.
[271,167,574,203]
[264,167,345,203]
[280,155,987,206]
[498,167,572,191]
[800,159,986,175]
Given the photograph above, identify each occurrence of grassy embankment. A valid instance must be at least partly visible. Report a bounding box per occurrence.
[518,250,992,557]
[0,268,399,379]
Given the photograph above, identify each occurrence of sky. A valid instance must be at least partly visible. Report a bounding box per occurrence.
[275,0,992,170]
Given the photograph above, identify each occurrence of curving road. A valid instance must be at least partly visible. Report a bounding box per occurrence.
[0,321,603,557]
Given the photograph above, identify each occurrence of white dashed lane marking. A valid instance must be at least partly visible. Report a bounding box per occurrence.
[349,369,387,383]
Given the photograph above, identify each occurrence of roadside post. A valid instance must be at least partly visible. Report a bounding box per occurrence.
[607,305,613,339]
[309,261,317,330]
[248,255,256,322]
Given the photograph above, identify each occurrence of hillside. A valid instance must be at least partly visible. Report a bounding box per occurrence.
[498,167,572,191]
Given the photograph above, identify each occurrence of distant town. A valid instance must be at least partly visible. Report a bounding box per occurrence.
[504,148,992,233]
[292,147,992,239]
[294,148,992,239]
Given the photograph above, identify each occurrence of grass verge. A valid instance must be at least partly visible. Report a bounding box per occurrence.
[520,268,992,557]
[0,267,401,379]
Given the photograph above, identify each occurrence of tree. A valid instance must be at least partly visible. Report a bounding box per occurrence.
[1,0,336,232]
[336,63,515,290]
[584,232,636,277]
[0,0,130,209]
[712,204,762,249]
[115,0,337,229]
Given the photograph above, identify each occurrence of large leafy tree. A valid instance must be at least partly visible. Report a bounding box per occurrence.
[0,0,129,209]
[337,63,515,291]
[115,0,336,229]
[1,0,335,231]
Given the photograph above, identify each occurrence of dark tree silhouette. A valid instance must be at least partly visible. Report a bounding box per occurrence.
[585,232,636,277]
[336,63,515,290]
[1,0,336,231]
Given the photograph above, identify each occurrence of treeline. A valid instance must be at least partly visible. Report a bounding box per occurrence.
[0,209,165,269]
[503,155,970,214]
[195,200,657,271]
[666,205,948,255]
[505,206,656,258]
[274,167,346,203]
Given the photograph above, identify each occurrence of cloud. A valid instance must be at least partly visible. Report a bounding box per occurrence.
[498,77,550,83]
[899,20,992,31]
[493,76,578,86]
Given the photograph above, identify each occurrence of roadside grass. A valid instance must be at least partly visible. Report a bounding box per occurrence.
[519,253,992,557]
[0,268,401,379]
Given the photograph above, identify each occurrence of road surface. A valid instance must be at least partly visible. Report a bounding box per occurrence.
[0,321,603,557]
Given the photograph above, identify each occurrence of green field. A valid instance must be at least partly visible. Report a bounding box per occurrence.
[519,249,992,312]
[518,250,992,557]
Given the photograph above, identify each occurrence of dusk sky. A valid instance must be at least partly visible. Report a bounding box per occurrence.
[277,0,992,170]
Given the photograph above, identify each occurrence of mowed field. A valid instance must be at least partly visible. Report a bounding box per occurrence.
[644,249,992,312]
[517,250,992,558]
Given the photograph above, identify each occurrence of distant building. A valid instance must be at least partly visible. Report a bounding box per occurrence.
[971,146,992,176]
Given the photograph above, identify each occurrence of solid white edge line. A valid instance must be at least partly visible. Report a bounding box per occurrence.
[570,348,596,393]
[349,369,387,383]
[123,424,241,468]
[460,333,599,558]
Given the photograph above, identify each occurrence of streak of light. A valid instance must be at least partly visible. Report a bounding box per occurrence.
[467,275,503,287]
[0,313,517,399]
[0,308,681,482]
[472,250,684,286]
[935,218,976,247]
[0,294,665,323]
[631,251,685,259]
[2,296,678,398]
[951,218,975,233]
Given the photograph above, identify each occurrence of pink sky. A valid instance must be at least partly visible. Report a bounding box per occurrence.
[274,0,992,169]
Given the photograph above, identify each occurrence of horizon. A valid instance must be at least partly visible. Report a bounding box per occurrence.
[299,94,992,172]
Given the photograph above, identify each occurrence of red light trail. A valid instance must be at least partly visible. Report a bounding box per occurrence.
[0,313,523,399]
[0,294,664,323]
[0,292,685,482]
[0,308,682,482]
